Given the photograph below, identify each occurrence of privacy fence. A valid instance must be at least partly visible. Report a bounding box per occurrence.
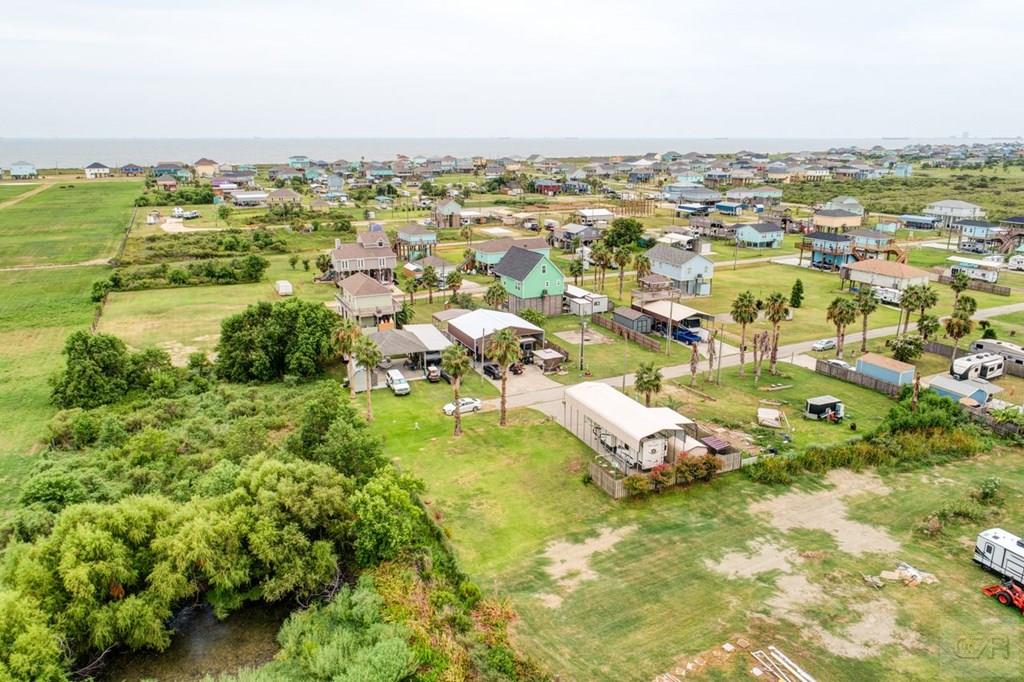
[592,313,661,352]
[814,359,902,397]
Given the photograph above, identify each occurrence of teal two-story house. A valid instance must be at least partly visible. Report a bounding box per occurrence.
[396,223,438,259]
[802,231,853,269]
[493,246,565,315]
[735,222,784,248]
[474,237,550,273]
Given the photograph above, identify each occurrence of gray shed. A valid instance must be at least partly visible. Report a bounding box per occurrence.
[612,306,652,333]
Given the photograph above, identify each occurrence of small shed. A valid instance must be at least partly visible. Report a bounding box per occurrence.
[533,347,565,372]
[855,353,915,386]
[715,201,744,216]
[804,395,844,421]
[612,306,652,333]
[274,280,294,296]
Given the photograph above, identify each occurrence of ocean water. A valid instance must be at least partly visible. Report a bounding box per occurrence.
[0,137,1015,168]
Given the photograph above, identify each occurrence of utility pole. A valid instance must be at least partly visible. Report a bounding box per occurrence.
[578,317,587,371]
[716,324,725,384]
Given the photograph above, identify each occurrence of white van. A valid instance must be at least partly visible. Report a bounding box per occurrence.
[385,369,410,396]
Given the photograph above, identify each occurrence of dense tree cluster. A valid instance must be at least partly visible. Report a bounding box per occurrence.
[216,299,339,382]
[134,186,215,206]
[94,255,270,298]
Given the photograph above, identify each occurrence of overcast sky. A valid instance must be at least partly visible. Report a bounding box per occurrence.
[2,0,1021,138]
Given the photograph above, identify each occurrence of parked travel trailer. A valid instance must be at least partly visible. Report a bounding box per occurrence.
[975,528,1024,585]
[950,352,1004,381]
[969,339,1024,368]
[950,263,999,283]
[872,286,903,305]
[1009,254,1024,271]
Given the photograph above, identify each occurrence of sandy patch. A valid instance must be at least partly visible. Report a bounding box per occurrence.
[749,470,899,556]
[555,328,612,346]
[481,227,514,236]
[705,540,798,579]
[160,217,221,234]
[536,525,636,608]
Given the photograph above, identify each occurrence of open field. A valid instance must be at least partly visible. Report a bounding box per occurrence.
[0,180,141,267]
[0,265,108,511]
[373,374,1024,680]
[0,184,38,203]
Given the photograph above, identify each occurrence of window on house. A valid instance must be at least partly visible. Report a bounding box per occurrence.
[542,265,547,274]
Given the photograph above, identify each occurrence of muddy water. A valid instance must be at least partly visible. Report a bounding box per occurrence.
[102,602,291,681]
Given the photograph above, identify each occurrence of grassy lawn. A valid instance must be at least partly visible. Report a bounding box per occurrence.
[0,184,38,203]
[0,180,142,267]
[539,314,693,384]
[707,233,803,261]
[0,265,109,512]
[369,369,1024,680]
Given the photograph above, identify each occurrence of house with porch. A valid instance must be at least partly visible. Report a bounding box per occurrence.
[473,237,549,273]
[194,158,218,178]
[9,161,37,179]
[433,197,462,228]
[395,223,438,259]
[155,176,178,192]
[840,259,930,291]
[645,244,714,296]
[575,208,615,226]
[330,238,397,284]
[957,220,1007,254]
[153,162,192,180]
[923,199,986,229]
[552,223,602,250]
[287,155,311,169]
[494,246,566,316]
[267,188,301,206]
[84,162,110,179]
[735,223,784,248]
[336,273,398,331]
[801,231,853,269]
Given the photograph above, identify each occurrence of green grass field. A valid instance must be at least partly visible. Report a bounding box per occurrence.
[0,184,38,203]
[0,180,141,267]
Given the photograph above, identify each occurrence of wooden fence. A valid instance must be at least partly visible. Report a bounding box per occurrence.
[937,274,1011,297]
[592,314,661,352]
[924,341,1024,377]
[964,407,1023,437]
[588,461,627,499]
[814,359,902,397]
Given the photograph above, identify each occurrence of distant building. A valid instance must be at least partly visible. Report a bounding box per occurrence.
[194,158,218,178]
[822,195,865,216]
[923,199,986,229]
[9,161,37,179]
[395,223,438,259]
[735,223,784,248]
[474,237,550,273]
[433,197,462,228]
[288,155,311,169]
[840,259,931,290]
[84,162,110,179]
[813,208,862,230]
[267,188,301,206]
[119,163,144,176]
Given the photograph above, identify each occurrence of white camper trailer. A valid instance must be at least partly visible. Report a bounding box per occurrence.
[975,528,1024,585]
[872,286,903,305]
[950,352,1004,381]
[970,339,1024,366]
[1009,254,1024,272]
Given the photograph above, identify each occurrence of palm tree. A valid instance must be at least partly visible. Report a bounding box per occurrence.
[400,277,419,306]
[915,284,939,322]
[634,253,652,281]
[421,265,439,304]
[460,224,473,246]
[441,344,472,436]
[487,328,521,427]
[917,313,940,342]
[944,313,974,360]
[950,270,970,303]
[853,286,878,352]
[335,317,362,398]
[763,292,789,374]
[613,247,631,297]
[826,297,858,358]
[444,270,463,294]
[352,336,382,421]
[955,294,978,319]
[568,257,584,285]
[730,290,758,375]
[634,362,662,406]
[899,284,924,335]
[590,242,610,289]
[484,280,508,309]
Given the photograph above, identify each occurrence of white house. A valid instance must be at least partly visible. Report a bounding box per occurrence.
[575,208,615,227]
[645,244,714,296]
[823,195,865,216]
[924,199,986,229]
[84,162,111,179]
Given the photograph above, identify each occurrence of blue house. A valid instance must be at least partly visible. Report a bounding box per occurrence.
[804,231,853,269]
[847,228,894,250]
[855,353,915,386]
[715,201,744,216]
[326,174,345,192]
[735,223,784,248]
[304,167,326,181]
[893,163,913,178]
[957,220,1004,253]
[396,223,438,259]
[9,161,37,179]
[563,180,591,194]
[288,155,311,169]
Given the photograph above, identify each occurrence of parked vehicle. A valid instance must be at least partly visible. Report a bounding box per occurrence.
[1009,254,1024,272]
[425,365,441,382]
[803,395,844,421]
[975,528,1024,585]
[950,352,1004,381]
[523,220,540,231]
[950,264,999,284]
[443,397,482,416]
[182,210,200,220]
[482,362,502,379]
[811,338,837,352]
[982,582,1024,614]
[826,359,852,370]
[671,327,702,344]
[872,286,903,305]
[385,369,410,396]
[510,362,525,375]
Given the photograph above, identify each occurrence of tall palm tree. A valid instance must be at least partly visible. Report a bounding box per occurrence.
[590,242,610,289]
[950,270,970,304]
[634,253,652,281]
[763,292,789,374]
[899,284,924,335]
[944,313,974,360]
[421,265,439,304]
[613,247,631,297]
[730,290,758,375]
[441,344,472,437]
[568,257,584,285]
[826,297,858,358]
[853,286,878,352]
[487,328,521,427]
[634,362,662,406]
[484,280,508,309]
[689,342,700,386]
[352,336,382,421]
[915,284,939,322]
[917,313,940,342]
[400,277,419,306]
[444,270,463,294]
[335,317,362,398]
[955,294,978,319]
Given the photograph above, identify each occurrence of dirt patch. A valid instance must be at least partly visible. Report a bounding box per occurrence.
[749,470,899,556]
[555,328,612,346]
[160,217,221,234]
[480,227,514,236]
[157,341,199,367]
[536,525,636,608]
[705,539,798,579]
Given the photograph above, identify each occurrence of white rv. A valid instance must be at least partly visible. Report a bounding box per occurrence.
[949,264,999,284]
[1009,254,1024,271]
[872,286,903,305]
[975,528,1024,584]
[970,339,1024,367]
[950,352,1004,381]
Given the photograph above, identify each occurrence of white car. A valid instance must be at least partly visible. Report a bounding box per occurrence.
[811,339,836,352]
[443,397,482,416]
[826,359,852,370]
